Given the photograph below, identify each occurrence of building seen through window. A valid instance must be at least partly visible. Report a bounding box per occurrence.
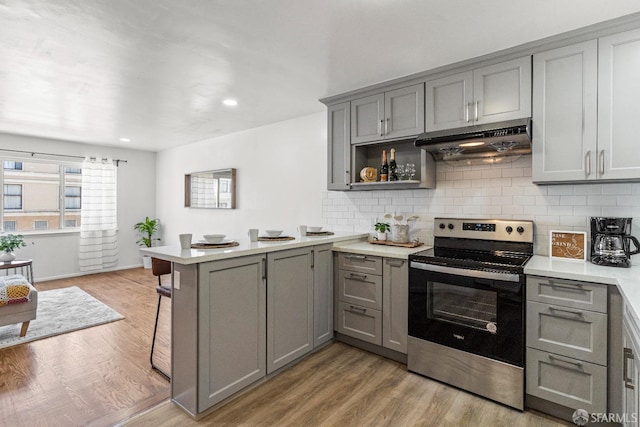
[2,159,82,232]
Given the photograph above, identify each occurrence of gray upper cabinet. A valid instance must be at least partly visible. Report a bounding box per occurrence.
[598,28,640,181]
[327,102,351,190]
[267,247,314,374]
[532,40,598,182]
[351,84,425,144]
[425,56,531,131]
[533,28,640,183]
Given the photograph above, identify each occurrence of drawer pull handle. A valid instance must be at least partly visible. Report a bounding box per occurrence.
[386,260,405,267]
[349,273,367,281]
[349,305,367,314]
[548,354,583,368]
[346,255,367,261]
[625,347,635,390]
[548,306,583,317]
[548,281,584,290]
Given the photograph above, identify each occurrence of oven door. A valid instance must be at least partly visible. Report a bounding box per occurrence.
[409,263,524,366]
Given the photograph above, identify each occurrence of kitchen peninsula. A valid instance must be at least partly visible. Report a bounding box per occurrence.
[141,231,372,418]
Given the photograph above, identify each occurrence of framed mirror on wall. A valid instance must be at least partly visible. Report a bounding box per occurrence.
[185,168,236,209]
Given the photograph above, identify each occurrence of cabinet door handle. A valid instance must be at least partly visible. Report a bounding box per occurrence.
[585,151,592,176]
[548,306,584,318]
[465,103,470,123]
[261,258,267,280]
[548,354,583,369]
[386,259,405,268]
[474,100,479,121]
[380,119,384,137]
[599,149,605,175]
[349,272,367,281]
[311,250,315,269]
[385,118,390,135]
[348,305,367,314]
[625,347,635,390]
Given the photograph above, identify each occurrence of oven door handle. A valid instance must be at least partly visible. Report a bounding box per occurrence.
[409,261,521,283]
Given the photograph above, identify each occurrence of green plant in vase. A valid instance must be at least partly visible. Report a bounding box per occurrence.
[0,234,28,262]
[374,222,391,241]
[134,217,160,269]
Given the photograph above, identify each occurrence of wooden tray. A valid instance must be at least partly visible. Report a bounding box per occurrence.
[257,236,296,241]
[191,241,240,249]
[306,231,334,236]
[368,240,423,248]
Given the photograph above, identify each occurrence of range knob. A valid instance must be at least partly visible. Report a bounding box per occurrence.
[439,223,446,229]
[517,226,525,234]
[448,223,454,230]
[505,226,513,234]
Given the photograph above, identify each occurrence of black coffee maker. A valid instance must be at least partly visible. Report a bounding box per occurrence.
[590,217,640,267]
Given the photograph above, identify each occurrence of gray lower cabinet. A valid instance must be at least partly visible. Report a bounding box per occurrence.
[267,247,314,374]
[526,275,608,415]
[335,252,408,355]
[382,258,408,354]
[313,244,334,348]
[623,309,639,427]
[196,255,267,413]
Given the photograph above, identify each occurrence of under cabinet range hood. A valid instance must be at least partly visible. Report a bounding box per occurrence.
[414,118,532,162]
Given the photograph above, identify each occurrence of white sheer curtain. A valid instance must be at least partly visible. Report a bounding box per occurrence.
[79,157,118,271]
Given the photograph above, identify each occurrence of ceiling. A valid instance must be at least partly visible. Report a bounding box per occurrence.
[2,1,640,152]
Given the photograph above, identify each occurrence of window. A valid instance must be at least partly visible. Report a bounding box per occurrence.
[3,220,16,232]
[3,184,22,209]
[1,159,83,232]
[4,161,23,170]
[65,186,81,209]
[34,220,49,231]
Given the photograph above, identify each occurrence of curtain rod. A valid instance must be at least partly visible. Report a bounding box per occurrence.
[0,148,128,166]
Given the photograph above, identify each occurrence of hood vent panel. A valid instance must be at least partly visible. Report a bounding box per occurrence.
[414,118,532,161]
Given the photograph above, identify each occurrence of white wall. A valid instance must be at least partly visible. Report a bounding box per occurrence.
[323,156,640,256]
[0,133,156,280]
[156,112,326,244]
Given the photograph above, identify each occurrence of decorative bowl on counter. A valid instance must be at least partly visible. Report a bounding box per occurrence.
[308,226,323,232]
[203,234,226,243]
[264,230,283,237]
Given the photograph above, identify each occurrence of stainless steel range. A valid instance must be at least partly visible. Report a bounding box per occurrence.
[408,218,534,410]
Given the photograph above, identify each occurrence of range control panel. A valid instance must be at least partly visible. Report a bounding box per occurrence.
[434,218,534,243]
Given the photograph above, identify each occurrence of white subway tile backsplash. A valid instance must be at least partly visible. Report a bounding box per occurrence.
[323,156,640,254]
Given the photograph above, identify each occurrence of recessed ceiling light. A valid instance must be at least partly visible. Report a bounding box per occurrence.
[222,99,238,107]
[119,137,131,142]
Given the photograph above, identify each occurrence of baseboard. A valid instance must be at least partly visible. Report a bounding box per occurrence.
[37,263,144,283]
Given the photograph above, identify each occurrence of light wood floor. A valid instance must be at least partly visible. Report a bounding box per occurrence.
[0,268,171,427]
[123,342,571,427]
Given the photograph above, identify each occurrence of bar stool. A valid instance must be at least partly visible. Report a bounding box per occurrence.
[150,257,172,380]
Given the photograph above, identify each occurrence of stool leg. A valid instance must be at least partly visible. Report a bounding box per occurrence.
[150,294,170,380]
[20,321,30,337]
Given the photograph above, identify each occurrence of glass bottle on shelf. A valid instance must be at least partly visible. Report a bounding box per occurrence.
[389,148,398,181]
[379,150,388,182]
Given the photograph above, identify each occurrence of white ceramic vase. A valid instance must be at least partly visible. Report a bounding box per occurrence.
[377,231,387,241]
[0,251,16,262]
[142,255,152,269]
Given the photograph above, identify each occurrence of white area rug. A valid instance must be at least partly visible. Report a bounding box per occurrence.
[0,286,124,349]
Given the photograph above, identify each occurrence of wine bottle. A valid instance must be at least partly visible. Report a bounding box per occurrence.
[389,148,398,181]
[380,150,389,182]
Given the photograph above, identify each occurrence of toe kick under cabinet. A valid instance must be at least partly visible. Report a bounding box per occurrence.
[335,252,408,356]
[525,275,611,416]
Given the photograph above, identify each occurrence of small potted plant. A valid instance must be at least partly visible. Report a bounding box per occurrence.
[0,234,28,263]
[134,216,160,269]
[374,222,391,241]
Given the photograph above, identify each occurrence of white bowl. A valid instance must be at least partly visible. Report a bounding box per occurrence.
[203,234,226,243]
[308,226,323,232]
[265,230,283,237]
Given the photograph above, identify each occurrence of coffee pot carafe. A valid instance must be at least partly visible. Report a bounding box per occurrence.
[590,217,640,268]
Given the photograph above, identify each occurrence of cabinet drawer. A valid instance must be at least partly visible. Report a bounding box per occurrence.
[336,301,382,345]
[338,253,382,275]
[526,301,607,365]
[526,347,607,414]
[527,276,607,313]
[337,269,383,310]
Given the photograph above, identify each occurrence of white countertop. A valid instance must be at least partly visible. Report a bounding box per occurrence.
[140,231,369,264]
[332,240,430,259]
[525,255,640,327]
